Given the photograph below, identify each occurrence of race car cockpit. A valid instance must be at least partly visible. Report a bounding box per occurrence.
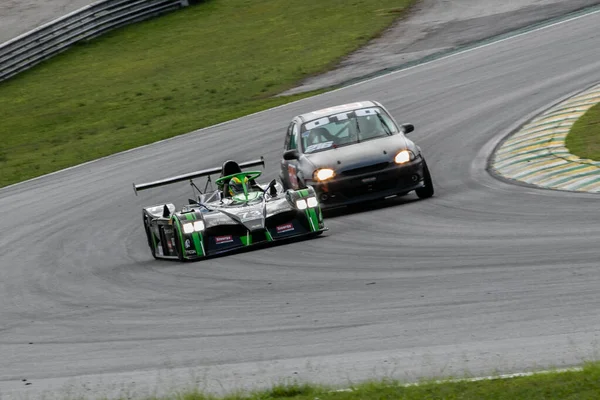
[220,160,262,198]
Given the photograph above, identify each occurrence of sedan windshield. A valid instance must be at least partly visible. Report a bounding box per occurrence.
[300,107,398,154]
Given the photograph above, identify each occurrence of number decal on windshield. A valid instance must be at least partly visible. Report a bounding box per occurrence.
[305,141,333,153]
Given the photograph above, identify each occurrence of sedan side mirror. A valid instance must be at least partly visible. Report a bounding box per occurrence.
[283,149,300,160]
[401,123,414,135]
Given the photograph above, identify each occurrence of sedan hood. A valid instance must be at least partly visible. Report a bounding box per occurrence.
[304,135,408,171]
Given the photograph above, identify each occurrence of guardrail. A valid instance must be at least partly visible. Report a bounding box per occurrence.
[0,0,191,83]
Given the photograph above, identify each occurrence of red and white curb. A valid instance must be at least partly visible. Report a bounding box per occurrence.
[491,84,600,192]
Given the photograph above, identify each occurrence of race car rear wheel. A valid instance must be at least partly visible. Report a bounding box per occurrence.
[143,214,158,259]
[415,160,434,199]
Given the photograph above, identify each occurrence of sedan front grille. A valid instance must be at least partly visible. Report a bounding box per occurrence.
[341,162,389,176]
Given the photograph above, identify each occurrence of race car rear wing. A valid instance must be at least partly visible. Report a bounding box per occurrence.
[133,157,265,195]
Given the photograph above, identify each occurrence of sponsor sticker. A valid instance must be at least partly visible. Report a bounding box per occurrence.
[312,103,364,115]
[215,235,234,244]
[185,250,197,255]
[276,223,294,233]
[362,177,377,183]
[238,210,262,222]
[306,141,333,153]
[304,117,330,130]
[355,107,380,116]
[184,239,191,249]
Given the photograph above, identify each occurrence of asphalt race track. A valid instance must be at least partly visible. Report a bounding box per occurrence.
[1,9,600,400]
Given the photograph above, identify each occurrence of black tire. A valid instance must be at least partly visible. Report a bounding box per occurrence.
[143,214,158,259]
[172,224,185,262]
[143,214,152,246]
[415,160,434,199]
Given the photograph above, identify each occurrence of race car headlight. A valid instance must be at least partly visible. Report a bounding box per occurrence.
[182,223,194,234]
[307,196,318,208]
[314,168,335,181]
[183,221,204,233]
[394,150,415,164]
[296,199,308,210]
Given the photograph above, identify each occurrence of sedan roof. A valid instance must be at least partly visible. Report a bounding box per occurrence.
[296,100,378,123]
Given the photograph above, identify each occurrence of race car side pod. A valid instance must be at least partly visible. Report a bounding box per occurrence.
[132,157,265,195]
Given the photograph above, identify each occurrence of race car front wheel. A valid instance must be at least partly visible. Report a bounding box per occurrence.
[415,160,434,199]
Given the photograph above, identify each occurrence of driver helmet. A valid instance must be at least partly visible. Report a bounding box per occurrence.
[228,176,248,197]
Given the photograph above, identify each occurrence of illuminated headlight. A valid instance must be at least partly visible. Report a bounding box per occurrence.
[307,196,318,208]
[296,199,308,210]
[394,150,415,164]
[182,223,194,234]
[183,221,204,233]
[314,168,335,181]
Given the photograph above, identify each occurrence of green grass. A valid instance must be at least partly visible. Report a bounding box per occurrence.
[74,362,600,399]
[0,0,415,188]
[566,101,600,161]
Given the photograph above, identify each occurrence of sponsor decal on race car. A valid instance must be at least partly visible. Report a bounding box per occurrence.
[185,239,191,249]
[215,235,234,244]
[276,223,294,233]
[362,177,377,183]
[206,214,234,226]
[238,210,262,222]
[185,250,197,255]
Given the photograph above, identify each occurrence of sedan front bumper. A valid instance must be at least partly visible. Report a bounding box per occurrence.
[306,157,426,209]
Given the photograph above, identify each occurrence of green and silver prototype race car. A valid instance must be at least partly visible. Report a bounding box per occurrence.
[133,158,327,261]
